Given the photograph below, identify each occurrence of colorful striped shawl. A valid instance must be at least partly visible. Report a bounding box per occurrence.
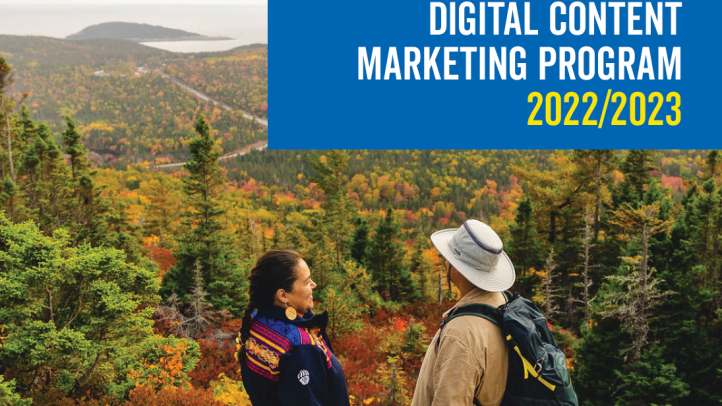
[244,310,333,381]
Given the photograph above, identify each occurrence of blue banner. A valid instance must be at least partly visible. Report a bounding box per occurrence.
[269,0,721,149]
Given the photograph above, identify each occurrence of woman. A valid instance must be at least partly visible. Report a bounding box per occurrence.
[238,249,350,406]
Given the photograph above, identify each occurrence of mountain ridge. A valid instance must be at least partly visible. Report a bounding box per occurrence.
[67,22,232,42]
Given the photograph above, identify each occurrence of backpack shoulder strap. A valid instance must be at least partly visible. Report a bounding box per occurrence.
[435,302,503,349]
[434,293,512,406]
[448,304,503,327]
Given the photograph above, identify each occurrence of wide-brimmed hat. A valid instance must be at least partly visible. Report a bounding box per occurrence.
[430,219,515,292]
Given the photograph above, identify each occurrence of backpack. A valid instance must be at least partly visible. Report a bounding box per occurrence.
[436,292,579,406]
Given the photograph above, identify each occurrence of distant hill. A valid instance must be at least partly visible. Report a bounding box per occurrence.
[67,22,231,42]
[0,35,168,65]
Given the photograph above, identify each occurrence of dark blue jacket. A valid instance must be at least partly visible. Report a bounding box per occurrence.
[240,307,350,406]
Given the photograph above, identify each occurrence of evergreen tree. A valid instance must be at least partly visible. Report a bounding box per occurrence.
[699,150,721,183]
[0,175,18,222]
[619,150,657,205]
[308,150,357,267]
[659,161,722,405]
[652,263,720,405]
[605,201,673,360]
[0,214,181,398]
[512,152,590,244]
[61,116,91,182]
[307,210,336,295]
[539,250,561,317]
[61,116,106,244]
[614,345,690,406]
[102,191,145,264]
[366,209,418,302]
[20,133,40,213]
[156,261,215,340]
[15,105,34,170]
[408,233,433,299]
[143,175,181,247]
[236,214,255,259]
[35,123,71,234]
[350,216,370,265]
[284,212,313,258]
[578,210,595,325]
[318,260,375,340]
[573,313,627,406]
[507,197,545,296]
[161,114,248,316]
[572,150,617,238]
[642,180,675,273]
[0,56,18,183]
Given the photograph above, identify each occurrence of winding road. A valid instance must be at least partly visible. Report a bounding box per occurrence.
[151,71,268,169]
[153,140,268,169]
[160,72,268,127]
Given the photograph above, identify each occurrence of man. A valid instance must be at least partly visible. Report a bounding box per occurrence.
[412,219,515,406]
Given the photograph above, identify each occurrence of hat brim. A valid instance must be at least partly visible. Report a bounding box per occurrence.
[430,228,516,292]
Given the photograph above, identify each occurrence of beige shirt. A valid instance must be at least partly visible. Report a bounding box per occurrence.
[412,289,508,406]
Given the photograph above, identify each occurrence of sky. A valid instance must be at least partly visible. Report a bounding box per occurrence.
[0,0,265,4]
[0,0,267,49]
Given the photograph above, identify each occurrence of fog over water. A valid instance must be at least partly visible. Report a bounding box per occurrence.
[0,3,267,52]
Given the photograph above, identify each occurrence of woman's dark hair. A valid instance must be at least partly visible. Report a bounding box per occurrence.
[239,249,302,361]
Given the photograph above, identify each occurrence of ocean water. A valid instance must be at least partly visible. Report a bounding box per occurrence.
[0,3,267,53]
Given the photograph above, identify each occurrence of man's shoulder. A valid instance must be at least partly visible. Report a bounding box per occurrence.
[444,311,502,336]
[442,292,507,343]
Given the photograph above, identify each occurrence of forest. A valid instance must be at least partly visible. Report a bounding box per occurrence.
[1,39,721,406]
[0,36,267,166]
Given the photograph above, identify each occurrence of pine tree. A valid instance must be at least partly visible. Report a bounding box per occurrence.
[0,213,167,398]
[699,150,721,184]
[185,261,213,338]
[61,116,91,182]
[409,233,433,299]
[0,175,18,222]
[572,314,628,406]
[605,201,673,360]
[539,249,561,317]
[15,105,34,169]
[578,210,595,326]
[572,150,617,238]
[307,210,336,294]
[161,114,248,316]
[61,116,106,243]
[0,57,17,183]
[236,214,255,259]
[512,152,589,244]
[35,123,71,233]
[642,180,675,272]
[102,191,144,264]
[350,216,370,265]
[507,197,545,296]
[366,209,418,302]
[20,132,40,213]
[156,261,214,339]
[614,345,690,406]
[143,175,181,246]
[308,150,357,267]
[657,160,722,405]
[653,259,721,405]
[619,150,657,204]
[318,260,375,340]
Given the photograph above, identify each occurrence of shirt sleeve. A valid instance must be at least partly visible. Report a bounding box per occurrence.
[278,345,330,406]
[431,333,483,406]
